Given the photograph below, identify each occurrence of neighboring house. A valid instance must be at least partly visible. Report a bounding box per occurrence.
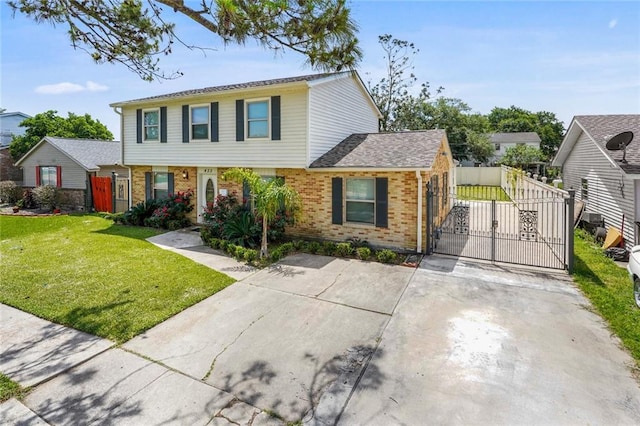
[110,71,454,252]
[0,146,22,183]
[552,114,640,249]
[15,136,125,210]
[489,132,541,165]
[0,111,31,147]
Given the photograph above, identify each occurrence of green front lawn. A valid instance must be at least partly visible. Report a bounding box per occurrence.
[456,185,511,201]
[0,215,235,343]
[573,230,640,368]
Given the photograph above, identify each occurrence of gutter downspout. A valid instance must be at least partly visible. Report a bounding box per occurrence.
[416,170,423,253]
[112,106,131,209]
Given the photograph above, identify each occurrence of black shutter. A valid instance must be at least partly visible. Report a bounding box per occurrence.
[375,177,388,228]
[331,177,343,225]
[145,172,152,200]
[160,107,167,143]
[236,99,244,141]
[211,102,219,142]
[136,109,142,143]
[271,96,281,141]
[182,105,190,143]
[168,173,175,196]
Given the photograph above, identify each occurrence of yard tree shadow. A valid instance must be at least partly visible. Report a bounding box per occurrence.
[214,345,385,424]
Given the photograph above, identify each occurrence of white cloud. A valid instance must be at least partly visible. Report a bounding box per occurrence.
[35,81,109,95]
[609,19,618,29]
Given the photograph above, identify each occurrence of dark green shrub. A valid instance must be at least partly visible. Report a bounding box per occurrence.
[269,248,284,262]
[347,237,369,248]
[278,242,294,256]
[117,199,162,226]
[335,242,354,257]
[219,240,229,251]
[356,247,371,260]
[292,240,305,250]
[202,193,244,239]
[144,190,194,229]
[307,241,321,254]
[321,241,337,256]
[223,210,260,248]
[376,249,397,264]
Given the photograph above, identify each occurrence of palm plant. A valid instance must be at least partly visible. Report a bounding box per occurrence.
[222,168,301,258]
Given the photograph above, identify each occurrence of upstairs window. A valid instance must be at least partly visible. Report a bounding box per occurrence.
[247,100,269,138]
[191,106,209,140]
[144,109,159,141]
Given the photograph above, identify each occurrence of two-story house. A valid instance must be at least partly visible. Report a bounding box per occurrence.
[489,132,541,165]
[110,71,454,252]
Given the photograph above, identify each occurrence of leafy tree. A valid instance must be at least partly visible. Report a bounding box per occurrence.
[499,144,543,169]
[487,106,564,160]
[367,34,441,131]
[222,168,301,259]
[9,110,113,160]
[466,130,494,164]
[9,0,361,81]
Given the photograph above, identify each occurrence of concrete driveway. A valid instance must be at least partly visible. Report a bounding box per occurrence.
[4,248,640,425]
[339,256,640,425]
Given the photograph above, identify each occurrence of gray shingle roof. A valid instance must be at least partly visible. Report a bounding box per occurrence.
[575,115,640,173]
[489,132,541,144]
[111,71,351,106]
[309,130,447,169]
[44,137,120,170]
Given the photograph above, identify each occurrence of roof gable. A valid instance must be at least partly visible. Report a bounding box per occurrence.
[309,130,447,169]
[553,115,640,173]
[15,137,120,170]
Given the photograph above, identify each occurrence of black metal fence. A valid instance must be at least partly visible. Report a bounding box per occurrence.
[427,184,574,271]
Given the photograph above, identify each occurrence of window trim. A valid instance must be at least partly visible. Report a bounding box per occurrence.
[190,104,209,141]
[245,98,270,140]
[39,166,58,186]
[143,108,160,142]
[345,177,376,225]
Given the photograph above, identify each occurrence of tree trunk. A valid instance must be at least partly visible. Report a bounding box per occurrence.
[260,217,268,258]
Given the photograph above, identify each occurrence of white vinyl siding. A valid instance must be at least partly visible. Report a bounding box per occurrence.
[308,76,379,163]
[19,142,87,189]
[122,87,308,168]
[563,130,636,250]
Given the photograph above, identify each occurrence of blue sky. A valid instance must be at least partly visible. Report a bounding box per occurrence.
[1,1,639,137]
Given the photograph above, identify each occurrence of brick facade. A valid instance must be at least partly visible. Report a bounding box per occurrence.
[128,140,453,251]
[0,148,22,183]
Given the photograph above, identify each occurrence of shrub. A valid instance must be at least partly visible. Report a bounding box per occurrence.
[356,247,372,261]
[144,190,194,229]
[32,185,60,211]
[307,241,321,254]
[223,210,260,248]
[202,193,244,239]
[278,242,295,256]
[18,189,37,209]
[335,242,354,257]
[0,181,21,204]
[243,249,258,263]
[292,239,305,251]
[321,241,337,256]
[269,247,284,262]
[347,237,370,248]
[376,249,397,264]
[117,199,162,226]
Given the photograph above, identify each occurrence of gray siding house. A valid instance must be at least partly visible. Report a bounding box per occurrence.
[15,136,125,210]
[0,111,30,147]
[552,115,640,249]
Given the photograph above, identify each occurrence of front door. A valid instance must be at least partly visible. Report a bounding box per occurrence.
[198,168,217,223]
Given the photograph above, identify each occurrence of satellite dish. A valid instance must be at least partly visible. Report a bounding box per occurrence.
[605,131,634,163]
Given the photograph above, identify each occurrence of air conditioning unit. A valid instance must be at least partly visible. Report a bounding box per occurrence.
[582,212,602,224]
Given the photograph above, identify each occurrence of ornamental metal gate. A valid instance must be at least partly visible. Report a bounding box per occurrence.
[426,185,575,271]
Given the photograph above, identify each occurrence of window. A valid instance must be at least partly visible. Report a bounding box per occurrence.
[581,178,588,200]
[39,166,57,186]
[442,172,448,206]
[346,178,375,224]
[154,172,169,199]
[144,109,159,141]
[495,143,500,151]
[247,100,269,138]
[191,106,209,140]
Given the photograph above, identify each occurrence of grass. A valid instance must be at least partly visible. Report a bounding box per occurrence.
[0,373,23,402]
[456,185,511,201]
[0,215,235,343]
[573,230,640,369]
